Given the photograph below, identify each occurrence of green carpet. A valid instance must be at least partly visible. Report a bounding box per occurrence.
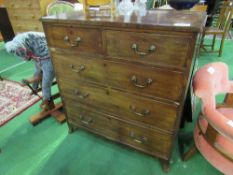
[0,43,27,75]
[1,39,232,175]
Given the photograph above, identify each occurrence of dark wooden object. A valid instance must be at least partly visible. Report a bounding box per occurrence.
[205,0,221,26]
[28,82,66,125]
[42,10,206,172]
[0,7,15,42]
[201,3,233,57]
[29,101,65,125]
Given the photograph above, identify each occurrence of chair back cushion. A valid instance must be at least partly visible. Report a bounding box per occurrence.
[47,1,75,16]
[193,62,229,102]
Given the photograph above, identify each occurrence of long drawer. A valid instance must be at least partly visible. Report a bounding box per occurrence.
[104,30,192,69]
[66,105,173,160]
[59,79,179,133]
[51,51,185,102]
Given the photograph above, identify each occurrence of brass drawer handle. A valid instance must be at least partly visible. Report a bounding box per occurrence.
[131,43,156,56]
[74,89,89,99]
[69,64,85,73]
[129,132,148,144]
[80,115,93,125]
[131,75,152,88]
[129,105,150,117]
[64,36,81,47]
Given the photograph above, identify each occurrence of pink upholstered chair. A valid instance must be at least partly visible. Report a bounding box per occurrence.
[192,62,233,175]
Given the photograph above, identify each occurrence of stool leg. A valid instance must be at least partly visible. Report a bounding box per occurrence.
[218,35,226,57]
[211,34,216,51]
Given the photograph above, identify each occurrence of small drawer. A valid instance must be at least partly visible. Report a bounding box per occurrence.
[104,30,192,68]
[45,25,103,55]
[51,50,185,102]
[59,80,179,132]
[66,106,172,159]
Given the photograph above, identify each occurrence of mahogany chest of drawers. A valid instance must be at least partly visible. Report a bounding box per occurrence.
[42,10,206,171]
[4,0,53,33]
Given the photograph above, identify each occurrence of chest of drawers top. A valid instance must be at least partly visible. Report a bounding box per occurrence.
[42,9,206,32]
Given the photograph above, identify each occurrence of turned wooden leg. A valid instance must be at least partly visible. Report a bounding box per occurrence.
[160,159,170,173]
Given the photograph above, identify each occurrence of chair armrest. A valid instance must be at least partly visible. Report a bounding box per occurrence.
[204,107,233,141]
[216,104,233,108]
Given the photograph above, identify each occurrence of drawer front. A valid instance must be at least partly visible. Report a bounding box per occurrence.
[66,106,173,159]
[59,80,178,132]
[51,51,185,102]
[45,25,103,54]
[105,30,192,68]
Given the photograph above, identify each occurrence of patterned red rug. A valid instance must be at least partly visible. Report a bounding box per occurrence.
[0,79,40,126]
